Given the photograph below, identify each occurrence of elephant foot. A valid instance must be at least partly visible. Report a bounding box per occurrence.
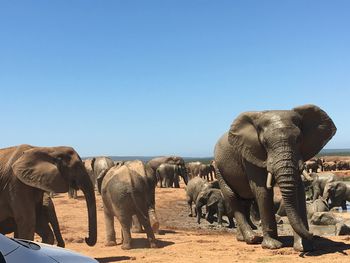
[57,241,65,248]
[188,213,193,217]
[293,237,313,252]
[121,243,132,250]
[244,231,260,244]
[105,240,117,247]
[236,229,244,242]
[262,237,283,249]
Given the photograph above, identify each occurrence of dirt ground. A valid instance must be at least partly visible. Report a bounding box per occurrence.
[40,180,350,263]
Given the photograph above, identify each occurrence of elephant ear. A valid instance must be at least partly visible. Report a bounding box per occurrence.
[293,104,336,161]
[334,183,347,200]
[12,148,69,193]
[207,190,222,207]
[228,111,266,168]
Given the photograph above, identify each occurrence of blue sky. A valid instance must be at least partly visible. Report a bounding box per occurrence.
[0,1,349,157]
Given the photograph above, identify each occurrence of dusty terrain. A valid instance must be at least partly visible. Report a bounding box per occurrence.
[34,180,350,263]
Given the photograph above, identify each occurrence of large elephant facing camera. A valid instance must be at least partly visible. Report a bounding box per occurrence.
[214,104,336,252]
[0,144,97,246]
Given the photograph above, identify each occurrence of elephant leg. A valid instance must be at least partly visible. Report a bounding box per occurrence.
[232,199,259,244]
[131,215,143,233]
[228,217,235,228]
[243,200,257,230]
[119,215,132,250]
[103,208,116,246]
[293,182,313,252]
[136,212,157,248]
[14,206,36,240]
[341,200,347,211]
[36,222,54,245]
[187,195,193,217]
[252,186,282,249]
[46,197,65,247]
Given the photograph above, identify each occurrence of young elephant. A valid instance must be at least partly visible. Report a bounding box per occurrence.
[0,193,65,247]
[99,160,159,250]
[185,177,219,217]
[156,163,188,188]
[323,181,350,210]
[195,188,235,228]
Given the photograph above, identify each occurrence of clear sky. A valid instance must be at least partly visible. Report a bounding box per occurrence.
[0,1,349,157]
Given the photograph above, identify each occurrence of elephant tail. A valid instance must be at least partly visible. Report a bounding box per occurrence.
[214,166,236,213]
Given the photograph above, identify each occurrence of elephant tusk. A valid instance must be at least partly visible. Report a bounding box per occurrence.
[266,172,273,189]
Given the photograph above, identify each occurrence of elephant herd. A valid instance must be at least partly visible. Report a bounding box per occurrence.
[1,104,349,253]
[305,157,350,172]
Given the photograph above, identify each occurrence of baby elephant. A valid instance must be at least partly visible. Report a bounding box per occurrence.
[185,177,219,217]
[99,160,159,250]
[196,188,235,228]
[323,181,350,210]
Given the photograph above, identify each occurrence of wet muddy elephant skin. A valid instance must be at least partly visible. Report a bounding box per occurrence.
[0,144,97,246]
[214,104,336,252]
[100,160,159,250]
[0,193,65,247]
[323,181,350,210]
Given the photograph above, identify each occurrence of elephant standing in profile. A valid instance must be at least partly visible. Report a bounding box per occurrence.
[198,163,216,181]
[147,156,185,173]
[214,104,336,251]
[99,160,159,250]
[0,144,97,246]
[0,193,65,247]
[323,181,349,210]
[156,163,188,188]
[323,161,336,171]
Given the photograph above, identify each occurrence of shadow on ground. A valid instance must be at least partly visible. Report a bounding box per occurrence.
[95,256,132,262]
[277,235,350,257]
[131,238,175,249]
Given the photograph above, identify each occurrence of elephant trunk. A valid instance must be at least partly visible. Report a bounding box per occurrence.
[276,171,313,240]
[81,180,97,246]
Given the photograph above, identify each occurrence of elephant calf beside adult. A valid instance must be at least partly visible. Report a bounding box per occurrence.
[0,144,97,246]
[214,104,336,252]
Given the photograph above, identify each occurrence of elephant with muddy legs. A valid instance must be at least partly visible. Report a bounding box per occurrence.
[0,144,97,246]
[156,163,188,188]
[0,193,65,247]
[214,104,336,252]
[195,188,235,228]
[323,181,349,210]
[99,160,159,250]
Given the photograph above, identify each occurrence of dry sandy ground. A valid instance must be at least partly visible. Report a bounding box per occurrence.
[36,181,350,263]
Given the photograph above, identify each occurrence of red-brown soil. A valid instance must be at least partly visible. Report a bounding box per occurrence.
[34,183,350,263]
